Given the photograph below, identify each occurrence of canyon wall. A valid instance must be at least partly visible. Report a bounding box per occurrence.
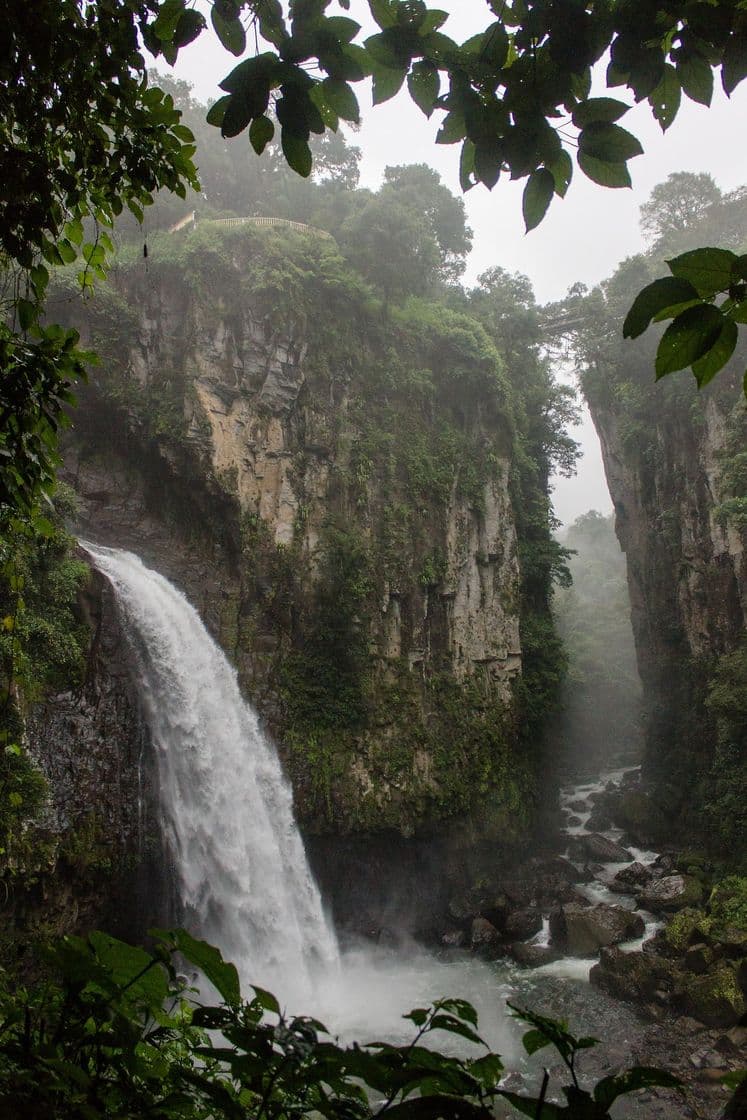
[58,223,560,855]
[579,255,747,851]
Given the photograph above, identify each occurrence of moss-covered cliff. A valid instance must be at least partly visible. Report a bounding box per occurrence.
[0,502,163,967]
[566,252,747,856]
[60,222,567,844]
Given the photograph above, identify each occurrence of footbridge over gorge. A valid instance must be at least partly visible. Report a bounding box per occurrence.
[168,211,333,239]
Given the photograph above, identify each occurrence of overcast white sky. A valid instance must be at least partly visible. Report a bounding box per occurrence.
[166,1,747,524]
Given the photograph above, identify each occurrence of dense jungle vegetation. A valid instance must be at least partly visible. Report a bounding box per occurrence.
[2,3,747,1115]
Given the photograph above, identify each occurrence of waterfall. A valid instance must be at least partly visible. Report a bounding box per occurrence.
[84,544,339,1007]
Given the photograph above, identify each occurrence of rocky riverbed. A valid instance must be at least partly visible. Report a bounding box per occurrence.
[433,766,746,1118]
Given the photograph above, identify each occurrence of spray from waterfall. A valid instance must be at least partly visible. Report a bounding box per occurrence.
[84,544,339,1007]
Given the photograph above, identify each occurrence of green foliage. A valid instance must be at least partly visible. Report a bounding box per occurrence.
[0,323,89,514]
[0,494,89,863]
[281,521,372,734]
[623,246,747,391]
[0,927,686,1120]
[708,876,747,934]
[701,643,747,853]
[1,0,200,514]
[158,0,746,216]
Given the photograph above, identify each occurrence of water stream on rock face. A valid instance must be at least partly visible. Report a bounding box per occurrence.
[84,544,518,1055]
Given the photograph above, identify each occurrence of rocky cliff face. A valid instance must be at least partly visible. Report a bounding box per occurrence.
[60,224,540,844]
[585,326,747,850]
[2,566,166,967]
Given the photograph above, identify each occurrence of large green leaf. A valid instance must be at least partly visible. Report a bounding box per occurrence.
[321,79,360,122]
[722,36,747,95]
[692,318,739,386]
[496,1090,566,1119]
[545,150,573,197]
[677,51,713,105]
[371,60,407,104]
[649,64,681,131]
[249,115,274,154]
[408,61,439,117]
[623,276,700,338]
[667,247,737,295]
[572,97,630,127]
[171,929,241,1006]
[577,152,631,188]
[594,1066,682,1110]
[578,122,643,162]
[655,304,725,378]
[211,4,246,55]
[522,168,554,231]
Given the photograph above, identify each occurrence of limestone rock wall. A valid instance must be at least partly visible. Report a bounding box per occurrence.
[587,359,747,839]
[62,230,529,839]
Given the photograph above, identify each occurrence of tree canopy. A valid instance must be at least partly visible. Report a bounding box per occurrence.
[2,0,747,516]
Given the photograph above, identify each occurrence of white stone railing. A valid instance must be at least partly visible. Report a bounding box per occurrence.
[168,212,332,239]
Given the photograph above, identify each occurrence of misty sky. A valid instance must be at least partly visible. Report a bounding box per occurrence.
[164,2,747,524]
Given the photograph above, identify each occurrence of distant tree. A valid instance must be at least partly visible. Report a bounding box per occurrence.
[380,164,472,282]
[639,172,722,246]
[340,197,441,304]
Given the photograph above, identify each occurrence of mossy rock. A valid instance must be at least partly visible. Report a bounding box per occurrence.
[708,876,747,937]
[665,907,709,953]
[679,963,747,1028]
[615,789,657,842]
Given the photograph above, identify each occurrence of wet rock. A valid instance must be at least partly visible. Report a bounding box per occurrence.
[505,908,543,940]
[441,929,466,949]
[650,852,677,876]
[717,1025,747,1053]
[511,942,561,968]
[586,809,613,831]
[612,861,653,889]
[620,768,641,789]
[470,916,502,954]
[611,789,657,844]
[717,927,747,957]
[565,814,583,828]
[448,890,488,924]
[637,875,703,913]
[489,857,582,912]
[684,943,715,974]
[566,798,589,813]
[677,963,747,1028]
[665,908,708,953]
[590,946,676,1003]
[579,833,633,863]
[550,903,644,956]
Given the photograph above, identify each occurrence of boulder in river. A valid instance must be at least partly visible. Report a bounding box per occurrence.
[637,874,703,912]
[611,861,653,890]
[505,908,543,940]
[470,916,502,955]
[586,809,613,831]
[511,942,561,968]
[566,798,589,813]
[549,902,644,956]
[590,945,668,1002]
[579,833,633,863]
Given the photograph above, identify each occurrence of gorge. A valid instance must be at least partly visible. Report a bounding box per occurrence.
[1,174,746,1118]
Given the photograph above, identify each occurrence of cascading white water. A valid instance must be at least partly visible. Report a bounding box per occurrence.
[85,543,519,1056]
[84,544,339,1008]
